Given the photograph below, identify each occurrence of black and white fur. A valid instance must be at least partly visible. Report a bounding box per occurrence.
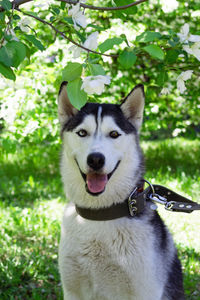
[58,82,185,300]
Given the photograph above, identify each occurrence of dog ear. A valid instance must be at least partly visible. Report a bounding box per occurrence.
[120,84,145,131]
[58,81,78,124]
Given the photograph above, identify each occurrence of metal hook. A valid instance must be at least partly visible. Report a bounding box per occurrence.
[143,179,155,195]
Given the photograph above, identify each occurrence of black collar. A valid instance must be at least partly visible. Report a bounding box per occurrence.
[75,180,200,221]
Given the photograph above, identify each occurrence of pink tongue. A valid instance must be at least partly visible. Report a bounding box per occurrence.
[87,173,108,194]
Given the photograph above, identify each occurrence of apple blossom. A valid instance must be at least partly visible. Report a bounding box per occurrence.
[177,70,193,94]
[161,87,171,95]
[81,75,111,95]
[83,32,99,51]
[18,17,31,33]
[183,42,200,61]
[69,32,99,58]
[160,0,178,13]
[177,24,200,44]
[68,3,87,29]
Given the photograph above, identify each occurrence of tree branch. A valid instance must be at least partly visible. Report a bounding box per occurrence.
[13,0,33,7]
[0,0,148,13]
[59,0,148,11]
[16,8,118,58]
[0,0,33,12]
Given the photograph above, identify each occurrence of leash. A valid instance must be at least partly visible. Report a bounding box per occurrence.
[129,179,200,215]
[75,179,200,221]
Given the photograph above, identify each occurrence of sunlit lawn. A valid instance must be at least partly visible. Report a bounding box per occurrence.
[0,138,200,299]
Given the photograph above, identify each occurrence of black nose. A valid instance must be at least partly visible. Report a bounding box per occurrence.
[87,152,105,171]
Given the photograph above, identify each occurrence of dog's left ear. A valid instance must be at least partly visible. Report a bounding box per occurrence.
[58,81,78,125]
[120,84,145,131]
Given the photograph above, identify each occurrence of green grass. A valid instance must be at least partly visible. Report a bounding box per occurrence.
[0,138,200,299]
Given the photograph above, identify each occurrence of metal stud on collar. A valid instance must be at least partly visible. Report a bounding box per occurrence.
[128,187,138,217]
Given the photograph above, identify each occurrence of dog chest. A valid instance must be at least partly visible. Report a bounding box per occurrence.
[59,207,163,299]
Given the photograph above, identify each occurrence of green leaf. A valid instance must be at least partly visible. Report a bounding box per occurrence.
[64,17,73,25]
[60,2,66,9]
[0,44,15,67]
[74,30,86,43]
[165,49,179,64]
[62,62,83,82]
[118,49,137,69]
[89,64,105,76]
[156,71,167,87]
[4,34,12,41]
[13,14,20,20]
[0,62,16,80]
[12,41,27,67]
[120,34,129,46]
[0,0,12,11]
[66,78,87,110]
[0,12,5,21]
[0,41,26,68]
[87,24,105,31]
[52,7,60,15]
[143,45,164,60]
[114,0,137,14]
[99,37,124,53]
[136,31,162,43]
[24,35,45,51]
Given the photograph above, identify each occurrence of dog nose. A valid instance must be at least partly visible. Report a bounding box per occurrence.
[87,152,105,171]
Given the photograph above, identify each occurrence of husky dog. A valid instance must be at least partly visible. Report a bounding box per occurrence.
[58,82,185,300]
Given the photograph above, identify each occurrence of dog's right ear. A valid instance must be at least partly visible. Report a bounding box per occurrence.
[58,81,78,125]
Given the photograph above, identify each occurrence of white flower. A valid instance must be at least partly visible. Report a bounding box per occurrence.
[177,70,193,94]
[160,0,178,13]
[177,24,200,44]
[83,32,98,50]
[161,87,170,95]
[68,3,87,29]
[18,17,31,33]
[160,84,172,95]
[172,128,182,137]
[23,120,39,135]
[183,42,200,61]
[69,32,98,58]
[69,44,82,58]
[81,75,111,95]
[151,105,159,114]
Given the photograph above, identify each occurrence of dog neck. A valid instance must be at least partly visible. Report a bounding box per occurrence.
[75,181,145,221]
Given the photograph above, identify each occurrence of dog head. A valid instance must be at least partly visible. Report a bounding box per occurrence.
[58,82,145,207]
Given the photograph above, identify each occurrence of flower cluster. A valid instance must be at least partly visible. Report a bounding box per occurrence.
[174,24,200,94]
[161,24,200,95]
[66,2,111,96]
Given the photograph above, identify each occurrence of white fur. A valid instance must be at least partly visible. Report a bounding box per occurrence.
[59,205,172,300]
[58,112,175,300]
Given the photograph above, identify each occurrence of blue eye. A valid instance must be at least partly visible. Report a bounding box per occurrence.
[76,129,87,137]
[109,131,121,139]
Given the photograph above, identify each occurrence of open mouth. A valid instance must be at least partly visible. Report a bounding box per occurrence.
[76,160,120,196]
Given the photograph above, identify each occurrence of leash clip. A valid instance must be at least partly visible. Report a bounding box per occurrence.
[144,179,176,211]
[149,193,167,205]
